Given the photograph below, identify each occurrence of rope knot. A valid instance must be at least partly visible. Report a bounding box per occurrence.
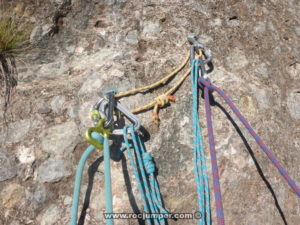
[152,95,175,122]
[154,95,175,107]
[198,77,214,92]
[143,152,155,174]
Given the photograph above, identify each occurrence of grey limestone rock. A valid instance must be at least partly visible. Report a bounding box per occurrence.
[0,151,17,181]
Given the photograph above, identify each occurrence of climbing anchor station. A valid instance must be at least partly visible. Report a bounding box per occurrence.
[70,36,300,225]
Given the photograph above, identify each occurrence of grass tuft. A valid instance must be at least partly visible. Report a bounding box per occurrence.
[0,14,31,54]
[0,13,32,124]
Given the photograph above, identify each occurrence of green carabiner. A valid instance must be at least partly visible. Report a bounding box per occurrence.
[84,114,110,149]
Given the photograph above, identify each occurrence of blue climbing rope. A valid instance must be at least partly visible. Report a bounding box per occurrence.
[103,134,113,225]
[122,127,152,225]
[191,59,211,225]
[122,125,169,225]
[70,132,113,225]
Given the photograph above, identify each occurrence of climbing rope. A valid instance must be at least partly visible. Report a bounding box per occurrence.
[115,52,190,98]
[70,108,113,225]
[70,96,168,225]
[196,58,300,225]
[115,51,192,122]
[122,125,169,225]
[198,59,225,225]
[69,36,300,225]
[191,59,211,225]
[70,131,113,225]
[198,75,300,198]
[131,67,190,122]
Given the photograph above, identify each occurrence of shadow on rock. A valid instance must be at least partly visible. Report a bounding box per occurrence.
[78,156,103,225]
[215,101,288,225]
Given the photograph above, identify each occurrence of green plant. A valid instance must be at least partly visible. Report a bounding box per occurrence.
[0,15,30,53]
[0,13,31,124]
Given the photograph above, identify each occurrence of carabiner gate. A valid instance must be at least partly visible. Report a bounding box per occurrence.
[188,35,212,65]
[93,97,141,135]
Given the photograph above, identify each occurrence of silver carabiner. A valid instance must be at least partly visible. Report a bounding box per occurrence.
[102,89,116,129]
[187,35,212,65]
[93,98,140,135]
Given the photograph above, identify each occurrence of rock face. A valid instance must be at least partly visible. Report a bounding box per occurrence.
[0,183,25,208]
[41,121,79,155]
[38,204,64,225]
[37,158,71,182]
[0,150,17,181]
[0,119,36,144]
[287,90,300,119]
[0,0,300,225]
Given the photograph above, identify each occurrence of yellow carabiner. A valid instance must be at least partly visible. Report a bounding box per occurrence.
[84,118,110,149]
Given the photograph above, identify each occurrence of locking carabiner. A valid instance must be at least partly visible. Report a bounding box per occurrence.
[188,35,212,65]
[93,97,141,135]
[84,110,110,149]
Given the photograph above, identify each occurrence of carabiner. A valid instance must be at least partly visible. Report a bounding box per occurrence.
[84,117,110,149]
[187,35,212,65]
[102,89,116,129]
[93,97,140,135]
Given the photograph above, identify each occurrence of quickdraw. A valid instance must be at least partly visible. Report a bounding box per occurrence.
[70,36,300,225]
